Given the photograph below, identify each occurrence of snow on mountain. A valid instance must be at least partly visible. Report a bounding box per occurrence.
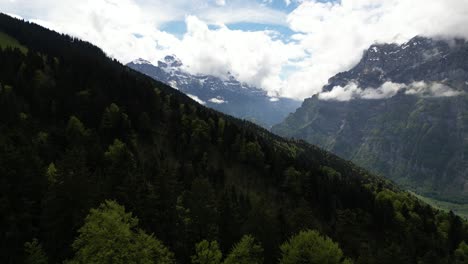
[127,56,300,128]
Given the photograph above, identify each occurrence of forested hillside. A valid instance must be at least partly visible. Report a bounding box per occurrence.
[1,13,468,264]
[273,37,468,203]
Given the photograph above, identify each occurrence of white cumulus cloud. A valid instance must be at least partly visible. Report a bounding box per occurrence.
[174,16,304,97]
[283,0,468,99]
[2,0,468,100]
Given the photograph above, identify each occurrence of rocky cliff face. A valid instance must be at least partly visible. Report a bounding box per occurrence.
[273,36,468,202]
[127,56,300,128]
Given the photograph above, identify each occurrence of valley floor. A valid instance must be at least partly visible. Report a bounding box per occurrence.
[411,191,468,219]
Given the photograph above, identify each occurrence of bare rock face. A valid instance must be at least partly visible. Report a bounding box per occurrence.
[273,36,468,202]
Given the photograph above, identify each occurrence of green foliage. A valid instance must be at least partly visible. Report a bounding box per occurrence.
[24,239,48,264]
[283,166,303,196]
[272,87,468,203]
[19,112,28,121]
[101,103,122,128]
[67,200,175,264]
[191,118,211,143]
[279,230,351,264]
[1,14,467,264]
[36,131,49,144]
[45,162,57,185]
[218,118,225,137]
[455,241,468,264]
[0,31,27,53]
[224,235,263,264]
[321,166,342,180]
[411,192,468,219]
[191,240,222,264]
[66,116,88,142]
[104,139,128,162]
[240,141,265,165]
[100,103,131,140]
[186,177,219,241]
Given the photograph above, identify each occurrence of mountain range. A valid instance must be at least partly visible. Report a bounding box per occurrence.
[273,36,468,202]
[1,13,467,263]
[127,56,300,128]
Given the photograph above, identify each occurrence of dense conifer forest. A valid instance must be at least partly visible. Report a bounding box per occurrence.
[1,13,468,263]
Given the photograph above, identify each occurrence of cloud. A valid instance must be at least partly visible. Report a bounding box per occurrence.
[281,0,468,99]
[0,0,293,97]
[2,0,468,100]
[200,5,287,26]
[208,97,227,104]
[318,82,403,101]
[174,16,304,97]
[405,81,463,97]
[187,94,206,104]
[215,0,226,6]
[318,81,462,101]
[1,0,184,63]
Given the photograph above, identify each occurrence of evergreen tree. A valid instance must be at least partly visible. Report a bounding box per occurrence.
[186,177,218,242]
[191,240,222,264]
[24,239,48,264]
[223,235,263,264]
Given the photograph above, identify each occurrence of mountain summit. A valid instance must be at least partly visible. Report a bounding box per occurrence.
[127,56,300,128]
[322,36,468,92]
[273,36,468,202]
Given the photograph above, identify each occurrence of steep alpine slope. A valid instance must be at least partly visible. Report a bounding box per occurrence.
[0,14,467,264]
[127,57,300,128]
[273,36,468,202]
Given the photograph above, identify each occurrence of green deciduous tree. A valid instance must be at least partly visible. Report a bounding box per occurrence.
[242,141,264,166]
[279,230,352,264]
[66,200,175,264]
[224,235,263,264]
[455,241,468,264]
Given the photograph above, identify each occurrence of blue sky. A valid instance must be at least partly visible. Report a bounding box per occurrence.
[1,0,466,99]
[158,0,312,40]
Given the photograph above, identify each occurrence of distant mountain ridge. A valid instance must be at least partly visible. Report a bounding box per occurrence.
[323,36,468,91]
[127,56,300,128]
[273,36,468,202]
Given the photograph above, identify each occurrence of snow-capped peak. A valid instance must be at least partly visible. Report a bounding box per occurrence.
[131,58,152,65]
[158,55,183,68]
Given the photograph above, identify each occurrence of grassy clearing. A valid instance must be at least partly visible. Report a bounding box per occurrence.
[410,191,468,219]
[0,31,27,53]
